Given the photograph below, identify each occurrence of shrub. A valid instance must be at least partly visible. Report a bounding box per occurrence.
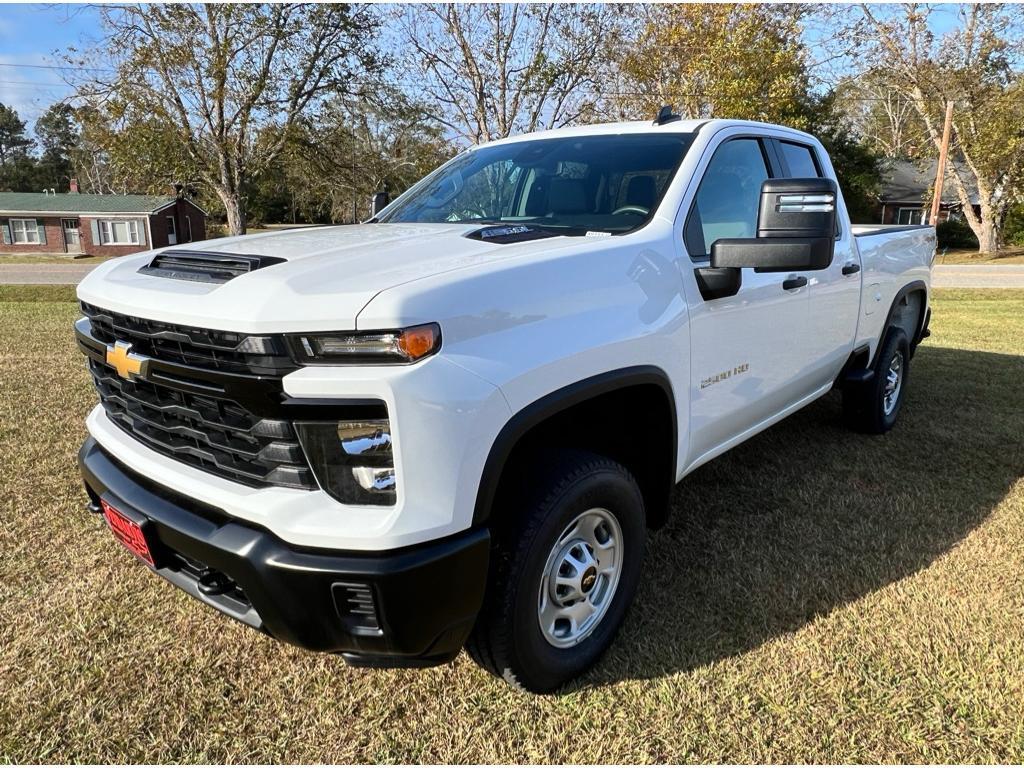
[936,218,979,249]
[1004,203,1024,247]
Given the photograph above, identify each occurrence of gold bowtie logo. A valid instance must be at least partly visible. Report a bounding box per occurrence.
[105,341,149,380]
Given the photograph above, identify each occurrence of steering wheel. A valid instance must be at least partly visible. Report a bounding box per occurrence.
[612,205,650,216]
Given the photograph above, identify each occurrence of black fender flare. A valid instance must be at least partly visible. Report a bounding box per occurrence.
[472,365,678,526]
[873,279,929,365]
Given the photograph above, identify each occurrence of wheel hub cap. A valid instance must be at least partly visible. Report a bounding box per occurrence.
[538,508,623,648]
[883,350,904,416]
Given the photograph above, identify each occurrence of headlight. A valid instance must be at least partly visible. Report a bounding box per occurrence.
[296,419,397,506]
[291,323,441,365]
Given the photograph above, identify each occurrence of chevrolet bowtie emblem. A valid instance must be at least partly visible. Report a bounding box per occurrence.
[105,341,150,380]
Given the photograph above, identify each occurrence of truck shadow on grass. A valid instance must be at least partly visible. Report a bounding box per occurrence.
[585,343,1024,687]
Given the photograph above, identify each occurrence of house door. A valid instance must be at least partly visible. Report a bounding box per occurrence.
[62,219,81,253]
[166,216,177,245]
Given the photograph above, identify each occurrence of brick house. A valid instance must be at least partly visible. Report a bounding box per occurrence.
[877,159,980,226]
[0,184,207,257]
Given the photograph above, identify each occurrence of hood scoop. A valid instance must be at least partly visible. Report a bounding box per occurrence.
[465,224,560,245]
[138,250,285,284]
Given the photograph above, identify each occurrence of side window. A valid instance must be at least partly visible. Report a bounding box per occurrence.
[779,141,821,178]
[685,138,770,259]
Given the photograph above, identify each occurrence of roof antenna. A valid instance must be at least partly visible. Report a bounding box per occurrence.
[653,105,681,126]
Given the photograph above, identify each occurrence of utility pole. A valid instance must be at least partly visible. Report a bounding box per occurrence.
[929,100,954,225]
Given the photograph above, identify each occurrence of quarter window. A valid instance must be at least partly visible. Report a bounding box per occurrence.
[779,141,821,178]
[99,219,140,245]
[11,218,40,244]
[685,138,770,258]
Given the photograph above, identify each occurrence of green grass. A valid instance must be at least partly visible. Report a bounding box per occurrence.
[1,287,1022,762]
[937,247,1024,265]
[0,254,115,265]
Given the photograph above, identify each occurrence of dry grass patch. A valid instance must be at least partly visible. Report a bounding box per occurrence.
[1,287,1022,762]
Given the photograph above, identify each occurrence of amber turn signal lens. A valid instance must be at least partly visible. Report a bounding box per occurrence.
[294,323,441,364]
[397,325,440,361]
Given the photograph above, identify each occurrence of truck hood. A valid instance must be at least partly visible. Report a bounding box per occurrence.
[77,223,572,332]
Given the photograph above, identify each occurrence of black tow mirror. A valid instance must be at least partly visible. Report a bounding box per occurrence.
[710,178,837,273]
[370,189,390,217]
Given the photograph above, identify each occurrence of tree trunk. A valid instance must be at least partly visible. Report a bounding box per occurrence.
[976,217,1001,254]
[221,192,246,236]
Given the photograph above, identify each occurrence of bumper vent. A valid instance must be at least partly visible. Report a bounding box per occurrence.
[139,250,285,284]
[332,582,382,636]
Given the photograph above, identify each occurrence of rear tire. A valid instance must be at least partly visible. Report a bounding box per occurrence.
[466,450,646,693]
[843,327,911,434]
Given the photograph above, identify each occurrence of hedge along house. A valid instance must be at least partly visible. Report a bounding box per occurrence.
[0,183,207,257]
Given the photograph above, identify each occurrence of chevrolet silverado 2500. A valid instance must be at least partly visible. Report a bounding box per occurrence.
[75,116,934,692]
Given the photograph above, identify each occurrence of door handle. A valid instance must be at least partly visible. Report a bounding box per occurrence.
[842,262,861,275]
[782,276,807,291]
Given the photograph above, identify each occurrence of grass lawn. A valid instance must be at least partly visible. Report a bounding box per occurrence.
[937,246,1024,265]
[1,286,1022,762]
[0,254,115,265]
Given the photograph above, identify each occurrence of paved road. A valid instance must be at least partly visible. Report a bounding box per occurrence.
[931,264,1024,289]
[3,261,1024,287]
[0,263,100,285]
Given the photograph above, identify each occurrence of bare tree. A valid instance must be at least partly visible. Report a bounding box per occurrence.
[842,3,1024,251]
[835,72,927,159]
[69,3,382,234]
[395,4,620,144]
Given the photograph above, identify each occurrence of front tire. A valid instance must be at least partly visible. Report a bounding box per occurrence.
[843,327,911,434]
[466,450,646,693]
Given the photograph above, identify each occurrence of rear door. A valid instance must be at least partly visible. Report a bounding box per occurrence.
[773,139,860,387]
[679,133,818,466]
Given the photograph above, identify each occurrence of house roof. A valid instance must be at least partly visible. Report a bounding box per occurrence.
[0,192,182,216]
[879,159,980,206]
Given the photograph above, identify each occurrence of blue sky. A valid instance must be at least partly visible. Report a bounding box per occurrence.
[0,3,968,133]
[0,4,100,124]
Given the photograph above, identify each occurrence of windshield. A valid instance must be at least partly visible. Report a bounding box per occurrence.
[379,133,694,234]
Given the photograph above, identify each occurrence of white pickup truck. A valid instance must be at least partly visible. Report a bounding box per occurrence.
[75,115,934,692]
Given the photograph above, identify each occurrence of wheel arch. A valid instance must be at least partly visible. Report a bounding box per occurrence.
[874,279,929,364]
[473,366,678,530]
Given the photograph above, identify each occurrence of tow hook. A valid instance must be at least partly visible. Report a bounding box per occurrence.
[197,568,235,596]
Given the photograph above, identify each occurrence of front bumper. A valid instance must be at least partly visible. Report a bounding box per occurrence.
[79,437,490,666]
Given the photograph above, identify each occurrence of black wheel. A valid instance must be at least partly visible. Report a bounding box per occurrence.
[843,327,911,434]
[466,450,646,693]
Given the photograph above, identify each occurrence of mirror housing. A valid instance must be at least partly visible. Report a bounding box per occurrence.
[371,189,390,217]
[710,178,837,273]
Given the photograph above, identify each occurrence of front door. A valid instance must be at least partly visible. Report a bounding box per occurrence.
[62,219,81,254]
[680,135,818,467]
[166,215,177,245]
[774,139,861,389]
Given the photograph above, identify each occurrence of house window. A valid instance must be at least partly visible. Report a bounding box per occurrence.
[11,218,40,244]
[99,219,140,245]
[185,216,193,242]
[897,208,924,226]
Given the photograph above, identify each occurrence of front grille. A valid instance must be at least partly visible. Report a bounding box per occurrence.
[89,360,316,489]
[80,302,297,376]
[80,304,316,490]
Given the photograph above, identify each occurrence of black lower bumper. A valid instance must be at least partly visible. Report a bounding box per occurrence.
[79,438,490,666]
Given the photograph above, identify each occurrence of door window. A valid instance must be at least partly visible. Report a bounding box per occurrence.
[685,138,770,258]
[779,141,821,178]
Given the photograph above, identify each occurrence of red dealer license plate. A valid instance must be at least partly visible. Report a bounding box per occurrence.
[101,499,156,567]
